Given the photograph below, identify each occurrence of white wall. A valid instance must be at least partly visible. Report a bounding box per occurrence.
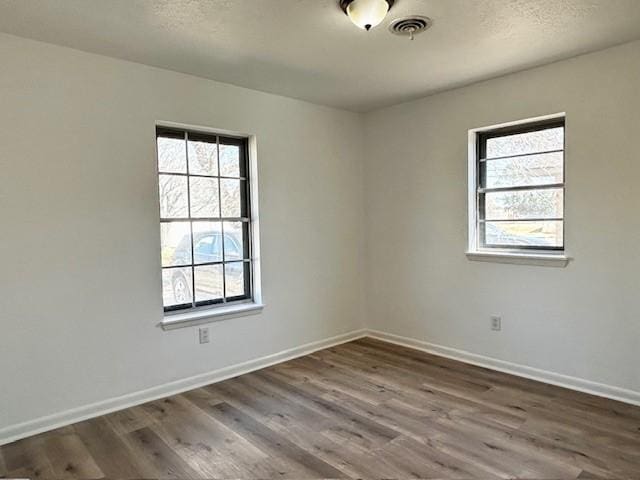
[0,33,365,433]
[363,40,640,394]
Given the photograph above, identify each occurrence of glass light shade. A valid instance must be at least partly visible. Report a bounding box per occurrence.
[346,0,390,30]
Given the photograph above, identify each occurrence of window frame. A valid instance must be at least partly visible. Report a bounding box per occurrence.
[156,125,256,315]
[468,114,568,262]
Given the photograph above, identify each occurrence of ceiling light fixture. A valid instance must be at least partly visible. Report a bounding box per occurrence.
[340,0,395,31]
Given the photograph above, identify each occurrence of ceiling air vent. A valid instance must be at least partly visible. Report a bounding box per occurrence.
[389,15,432,40]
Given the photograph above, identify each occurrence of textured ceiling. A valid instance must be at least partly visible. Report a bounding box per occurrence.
[1,0,640,111]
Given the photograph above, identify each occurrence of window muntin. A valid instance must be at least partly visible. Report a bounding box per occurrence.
[477,119,565,251]
[157,128,252,312]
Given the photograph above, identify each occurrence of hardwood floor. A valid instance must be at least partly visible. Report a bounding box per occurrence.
[2,337,640,479]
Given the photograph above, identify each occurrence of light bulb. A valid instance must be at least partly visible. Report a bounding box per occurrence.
[346,0,390,31]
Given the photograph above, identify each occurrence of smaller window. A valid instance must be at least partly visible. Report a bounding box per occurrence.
[472,117,565,253]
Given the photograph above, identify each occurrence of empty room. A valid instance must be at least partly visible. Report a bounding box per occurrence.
[1,0,639,478]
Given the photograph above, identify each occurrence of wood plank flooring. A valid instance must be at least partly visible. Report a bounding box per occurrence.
[2,337,640,479]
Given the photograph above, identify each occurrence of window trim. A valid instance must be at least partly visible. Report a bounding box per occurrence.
[467,113,571,267]
[155,121,263,327]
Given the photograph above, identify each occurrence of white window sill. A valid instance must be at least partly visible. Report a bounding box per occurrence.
[161,302,264,331]
[466,251,571,267]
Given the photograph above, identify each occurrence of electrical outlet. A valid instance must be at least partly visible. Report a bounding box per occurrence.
[490,315,501,331]
[198,327,210,344]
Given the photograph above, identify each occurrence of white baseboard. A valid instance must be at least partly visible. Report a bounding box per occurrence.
[366,329,640,407]
[0,329,367,446]
[4,327,638,446]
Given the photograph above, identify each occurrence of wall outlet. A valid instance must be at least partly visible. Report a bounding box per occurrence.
[198,327,210,344]
[490,315,501,331]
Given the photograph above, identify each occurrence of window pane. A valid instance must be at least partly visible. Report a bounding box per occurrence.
[484,151,563,189]
[219,143,241,177]
[484,188,563,220]
[162,267,192,307]
[192,221,222,264]
[157,128,251,312]
[195,265,223,302]
[159,174,188,218]
[485,126,563,159]
[160,221,191,266]
[220,179,243,217]
[189,177,220,218]
[187,138,218,176]
[157,136,186,174]
[225,262,248,299]
[223,221,247,261]
[484,221,563,248]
